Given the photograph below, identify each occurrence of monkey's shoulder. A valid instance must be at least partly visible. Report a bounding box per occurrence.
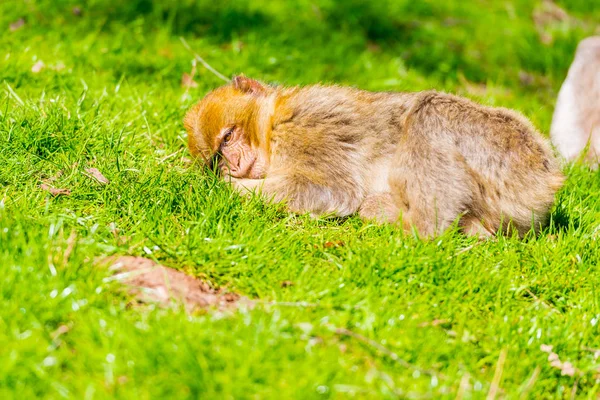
[407,90,540,133]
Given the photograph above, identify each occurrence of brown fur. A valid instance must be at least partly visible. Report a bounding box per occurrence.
[185,77,564,237]
[551,36,600,165]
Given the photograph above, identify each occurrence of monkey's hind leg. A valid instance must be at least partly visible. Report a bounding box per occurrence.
[388,95,479,237]
[359,193,400,224]
[459,214,495,238]
[389,151,475,237]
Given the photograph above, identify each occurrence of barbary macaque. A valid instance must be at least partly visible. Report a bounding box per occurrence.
[185,76,564,237]
[551,36,600,165]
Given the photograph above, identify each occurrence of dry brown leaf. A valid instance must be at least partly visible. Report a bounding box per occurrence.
[181,60,198,88]
[158,47,174,59]
[63,230,78,265]
[84,167,109,185]
[10,18,25,32]
[540,344,553,353]
[53,61,66,72]
[324,240,345,248]
[40,183,71,196]
[418,318,451,328]
[103,256,250,311]
[540,344,578,377]
[32,61,45,73]
[534,0,570,26]
[42,170,63,184]
[181,72,198,88]
[51,324,70,340]
[367,41,381,53]
[519,71,535,86]
[560,361,575,377]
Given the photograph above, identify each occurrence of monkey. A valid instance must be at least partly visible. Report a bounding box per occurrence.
[551,36,600,166]
[184,76,564,237]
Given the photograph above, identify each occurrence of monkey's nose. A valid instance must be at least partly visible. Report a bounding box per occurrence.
[228,154,241,171]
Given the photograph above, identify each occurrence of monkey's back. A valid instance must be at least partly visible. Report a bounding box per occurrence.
[272,85,563,234]
[399,91,564,234]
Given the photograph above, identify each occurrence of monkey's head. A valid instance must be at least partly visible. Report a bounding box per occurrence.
[184,76,274,179]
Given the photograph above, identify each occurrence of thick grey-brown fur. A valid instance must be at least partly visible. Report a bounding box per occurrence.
[186,80,564,237]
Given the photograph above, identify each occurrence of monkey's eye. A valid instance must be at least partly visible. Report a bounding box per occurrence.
[222,127,234,146]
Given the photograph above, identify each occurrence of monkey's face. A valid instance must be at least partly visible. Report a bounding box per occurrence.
[213,123,268,179]
[184,77,272,179]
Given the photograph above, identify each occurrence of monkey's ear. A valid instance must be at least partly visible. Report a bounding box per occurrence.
[233,75,266,95]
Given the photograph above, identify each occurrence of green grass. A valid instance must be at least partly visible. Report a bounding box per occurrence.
[2,0,600,398]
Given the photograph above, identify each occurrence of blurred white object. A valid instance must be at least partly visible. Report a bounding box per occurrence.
[551,36,600,164]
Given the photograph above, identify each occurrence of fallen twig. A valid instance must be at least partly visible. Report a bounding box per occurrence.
[455,373,471,400]
[519,366,540,399]
[570,377,579,400]
[487,348,507,400]
[525,289,561,314]
[5,83,24,106]
[63,230,78,265]
[180,37,229,82]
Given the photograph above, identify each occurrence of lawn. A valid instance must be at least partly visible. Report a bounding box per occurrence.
[1,0,600,398]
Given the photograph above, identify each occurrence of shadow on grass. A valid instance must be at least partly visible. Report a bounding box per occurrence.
[548,203,580,234]
[33,0,592,85]
[86,0,272,41]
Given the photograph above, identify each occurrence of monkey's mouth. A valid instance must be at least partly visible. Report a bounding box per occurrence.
[237,154,258,177]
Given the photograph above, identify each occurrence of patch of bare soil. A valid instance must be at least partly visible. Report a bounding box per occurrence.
[103,256,250,312]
